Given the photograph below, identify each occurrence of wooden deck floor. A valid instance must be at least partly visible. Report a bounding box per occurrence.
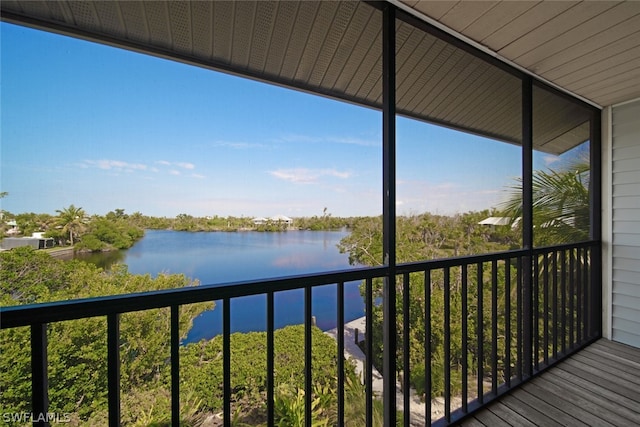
[458,339,640,426]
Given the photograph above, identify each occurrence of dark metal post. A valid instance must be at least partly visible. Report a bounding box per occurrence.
[337,282,345,425]
[461,265,469,411]
[223,299,231,426]
[403,273,410,426]
[107,314,120,427]
[491,260,498,393]
[424,271,432,424]
[505,259,512,387]
[477,263,484,403]
[267,292,275,426]
[171,305,180,427]
[365,278,373,426]
[590,110,603,339]
[382,3,397,425]
[305,285,312,427]
[444,267,451,422]
[31,323,48,427]
[522,76,534,378]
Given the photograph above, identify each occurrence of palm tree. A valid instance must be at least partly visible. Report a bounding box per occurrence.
[501,155,590,246]
[55,204,87,246]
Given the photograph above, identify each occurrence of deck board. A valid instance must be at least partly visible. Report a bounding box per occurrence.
[454,339,640,426]
[550,367,640,424]
[509,388,589,426]
[487,401,538,427]
[498,394,563,427]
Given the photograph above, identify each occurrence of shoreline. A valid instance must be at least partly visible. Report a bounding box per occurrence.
[45,247,75,258]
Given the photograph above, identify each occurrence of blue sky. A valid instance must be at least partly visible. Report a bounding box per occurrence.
[1,22,562,218]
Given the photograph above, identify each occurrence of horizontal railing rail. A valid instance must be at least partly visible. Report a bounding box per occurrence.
[0,241,600,426]
[0,266,387,328]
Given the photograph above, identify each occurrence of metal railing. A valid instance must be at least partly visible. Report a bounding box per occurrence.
[394,240,600,425]
[0,241,600,426]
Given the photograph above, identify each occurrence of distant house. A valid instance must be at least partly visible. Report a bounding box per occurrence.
[1,236,55,250]
[478,216,521,230]
[252,215,293,226]
[478,217,512,226]
[5,220,19,235]
[252,217,268,225]
[270,215,293,225]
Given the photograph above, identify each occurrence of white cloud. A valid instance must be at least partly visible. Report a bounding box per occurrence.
[83,159,147,172]
[277,133,378,147]
[212,140,269,149]
[157,160,196,170]
[278,134,323,144]
[544,155,560,166]
[269,168,351,184]
[395,179,508,215]
[328,136,379,147]
[169,170,180,176]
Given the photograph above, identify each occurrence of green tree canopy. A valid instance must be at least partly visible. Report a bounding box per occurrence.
[501,155,590,246]
[55,204,87,246]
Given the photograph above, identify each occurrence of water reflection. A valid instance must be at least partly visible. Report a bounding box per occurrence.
[74,250,126,270]
[74,230,364,342]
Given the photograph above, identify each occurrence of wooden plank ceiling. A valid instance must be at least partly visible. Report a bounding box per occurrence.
[399,0,640,108]
[2,1,630,154]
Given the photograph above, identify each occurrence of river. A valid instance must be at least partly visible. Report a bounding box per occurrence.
[77,229,365,342]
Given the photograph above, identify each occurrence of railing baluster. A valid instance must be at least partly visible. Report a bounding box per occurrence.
[305,285,312,427]
[516,257,523,381]
[403,273,410,427]
[267,292,274,427]
[584,247,591,341]
[569,249,575,349]
[444,267,451,423]
[561,250,567,354]
[552,250,558,359]
[424,270,431,425]
[543,253,549,366]
[171,305,180,426]
[107,314,120,427]
[337,282,345,425]
[461,264,468,412]
[477,262,483,404]
[491,260,498,396]
[365,278,373,427]
[223,298,231,427]
[504,258,511,388]
[31,323,48,427]
[533,255,539,372]
[577,247,582,345]
[523,252,533,378]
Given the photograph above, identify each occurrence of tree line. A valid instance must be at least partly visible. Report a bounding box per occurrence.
[1,205,361,253]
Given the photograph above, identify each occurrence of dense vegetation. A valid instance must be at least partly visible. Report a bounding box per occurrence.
[1,206,144,252]
[337,211,521,399]
[0,248,388,426]
[337,158,590,402]
[0,247,211,424]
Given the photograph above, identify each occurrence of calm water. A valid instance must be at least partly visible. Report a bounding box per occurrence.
[79,229,364,342]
